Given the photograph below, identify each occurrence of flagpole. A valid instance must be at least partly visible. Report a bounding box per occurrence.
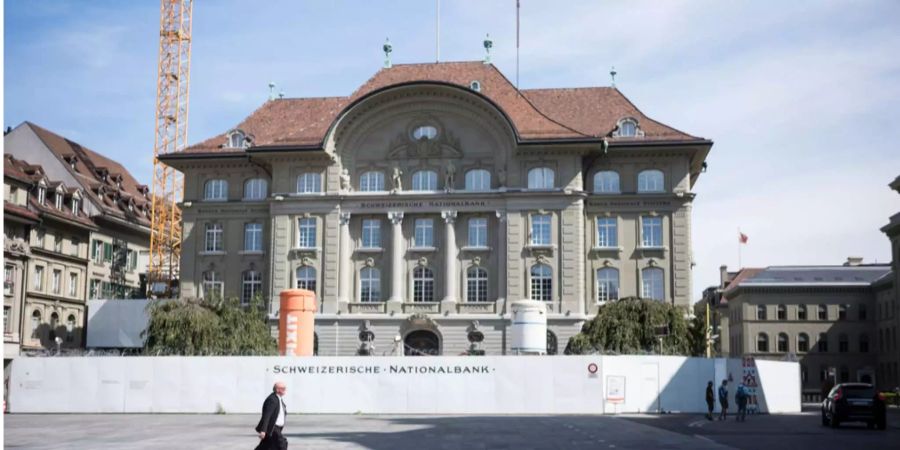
[516,0,520,90]
[436,0,440,62]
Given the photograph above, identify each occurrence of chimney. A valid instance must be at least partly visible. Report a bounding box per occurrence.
[844,257,864,267]
[719,265,728,287]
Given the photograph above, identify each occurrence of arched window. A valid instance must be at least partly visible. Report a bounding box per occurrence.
[637,170,664,193]
[618,119,638,137]
[818,304,827,320]
[593,171,620,193]
[412,125,438,140]
[530,264,552,302]
[359,171,384,192]
[757,333,769,352]
[859,333,869,353]
[798,333,809,352]
[641,267,664,301]
[777,332,789,352]
[777,304,787,320]
[66,314,76,343]
[30,310,41,338]
[296,173,321,193]
[466,267,488,302]
[469,80,482,92]
[204,179,228,200]
[818,332,828,352]
[412,266,434,302]
[411,170,438,191]
[838,333,849,352]
[527,167,554,189]
[243,178,267,200]
[465,169,491,191]
[49,312,59,340]
[241,271,262,305]
[798,305,807,320]
[360,267,381,302]
[228,130,245,148]
[596,268,619,303]
[295,266,317,292]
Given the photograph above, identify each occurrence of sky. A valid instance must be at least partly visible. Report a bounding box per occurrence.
[4,0,900,300]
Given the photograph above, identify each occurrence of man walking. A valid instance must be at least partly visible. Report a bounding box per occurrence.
[705,381,715,420]
[256,381,288,450]
[718,379,729,421]
[736,383,748,422]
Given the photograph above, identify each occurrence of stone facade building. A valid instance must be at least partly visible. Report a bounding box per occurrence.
[3,123,152,358]
[161,61,712,356]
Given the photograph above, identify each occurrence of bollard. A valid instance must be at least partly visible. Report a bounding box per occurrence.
[278,289,317,356]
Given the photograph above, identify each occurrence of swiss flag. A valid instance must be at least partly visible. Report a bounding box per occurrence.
[739,232,749,244]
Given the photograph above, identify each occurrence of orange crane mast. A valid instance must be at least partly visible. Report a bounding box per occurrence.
[148,0,192,296]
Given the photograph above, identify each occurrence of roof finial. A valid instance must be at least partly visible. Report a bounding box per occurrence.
[610,66,617,87]
[278,90,285,99]
[483,33,493,64]
[268,82,276,100]
[383,38,393,68]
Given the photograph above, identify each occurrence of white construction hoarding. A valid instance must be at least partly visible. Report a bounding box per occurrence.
[7,355,800,414]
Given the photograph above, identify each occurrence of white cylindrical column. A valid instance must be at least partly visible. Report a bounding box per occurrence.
[441,210,458,304]
[496,211,508,310]
[388,211,405,303]
[337,212,351,307]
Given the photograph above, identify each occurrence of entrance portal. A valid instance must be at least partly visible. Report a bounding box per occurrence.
[404,330,440,356]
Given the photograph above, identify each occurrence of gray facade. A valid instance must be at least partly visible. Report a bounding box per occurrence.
[163,61,711,356]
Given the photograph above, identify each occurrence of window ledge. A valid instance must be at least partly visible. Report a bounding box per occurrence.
[238,250,264,255]
[461,246,491,252]
[408,246,437,252]
[289,192,325,197]
[525,244,555,250]
[290,247,320,253]
[591,246,622,252]
[637,245,667,251]
[198,251,226,256]
[356,247,384,253]
[241,198,266,202]
[201,199,228,202]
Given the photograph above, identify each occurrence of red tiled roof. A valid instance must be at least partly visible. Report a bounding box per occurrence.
[721,268,765,301]
[23,122,151,228]
[4,202,40,222]
[183,61,704,154]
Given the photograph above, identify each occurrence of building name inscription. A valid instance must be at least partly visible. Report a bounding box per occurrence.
[271,364,494,375]
[356,200,491,210]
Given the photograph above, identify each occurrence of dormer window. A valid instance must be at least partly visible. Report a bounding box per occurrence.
[55,193,64,210]
[412,125,438,141]
[71,198,80,216]
[228,130,246,148]
[614,118,643,138]
[37,186,46,205]
[470,80,482,92]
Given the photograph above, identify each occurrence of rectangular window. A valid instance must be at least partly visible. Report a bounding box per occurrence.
[91,240,103,263]
[297,173,322,193]
[68,273,78,297]
[244,223,263,252]
[297,218,317,248]
[202,272,224,299]
[103,242,113,262]
[241,271,262,305]
[4,265,14,296]
[205,224,224,252]
[414,219,434,247]
[468,218,488,247]
[359,172,384,192]
[360,268,381,302]
[52,269,62,294]
[54,235,63,253]
[596,217,617,248]
[361,219,381,248]
[36,229,45,248]
[530,214,551,246]
[90,279,101,299]
[70,237,80,256]
[3,306,9,333]
[641,216,663,247]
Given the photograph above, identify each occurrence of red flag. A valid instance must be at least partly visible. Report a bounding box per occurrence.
[739,232,748,244]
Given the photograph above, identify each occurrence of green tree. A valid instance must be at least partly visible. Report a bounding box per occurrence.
[564,297,700,355]
[143,296,277,355]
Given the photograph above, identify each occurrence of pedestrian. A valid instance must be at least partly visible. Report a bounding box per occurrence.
[736,384,748,422]
[705,381,715,421]
[255,381,288,450]
[718,379,729,421]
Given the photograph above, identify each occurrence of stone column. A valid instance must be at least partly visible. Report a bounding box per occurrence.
[496,211,508,313]
[387,211,405,309]
[441,211,458,311]
[337,212,351,311]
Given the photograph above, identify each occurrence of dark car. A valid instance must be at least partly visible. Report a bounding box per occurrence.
[821,383,887,429]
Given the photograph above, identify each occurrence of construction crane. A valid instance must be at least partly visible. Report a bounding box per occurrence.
[148,0,192,297]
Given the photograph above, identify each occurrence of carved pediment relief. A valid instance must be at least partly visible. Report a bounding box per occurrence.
[387,118,463,159]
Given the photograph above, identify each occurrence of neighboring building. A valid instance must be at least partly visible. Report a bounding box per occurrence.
[4,122,152,302]
[161,61,712,356]
[705,175,900,398]
[4,155,96,353]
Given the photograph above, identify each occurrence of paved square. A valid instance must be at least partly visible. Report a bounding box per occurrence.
[4,408,899,449]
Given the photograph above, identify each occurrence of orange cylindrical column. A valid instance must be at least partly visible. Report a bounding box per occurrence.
[278,289,317,356]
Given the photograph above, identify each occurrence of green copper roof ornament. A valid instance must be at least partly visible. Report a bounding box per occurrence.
[268,82,276,100]
[610,66,617,87]
[483,33,493,64]
[383,38,393,68]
